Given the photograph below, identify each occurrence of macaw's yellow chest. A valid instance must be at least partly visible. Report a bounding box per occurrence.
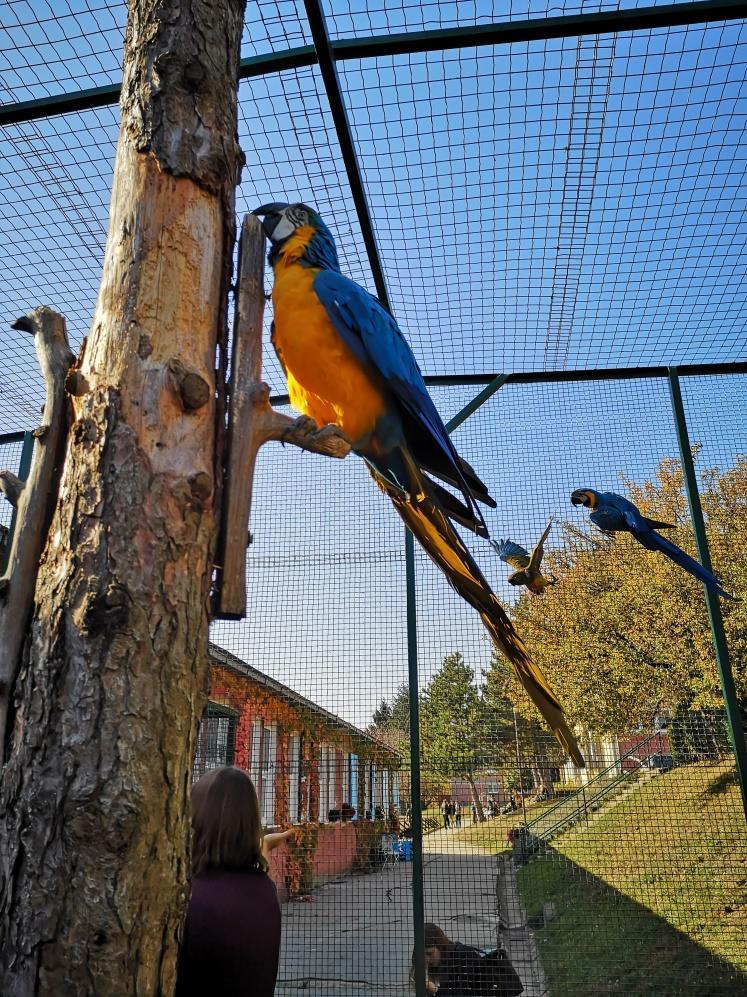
[270,261,385,446]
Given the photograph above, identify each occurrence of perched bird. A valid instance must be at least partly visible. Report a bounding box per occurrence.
[494,519,558,595]
[253,201,585,766]
[570,488,736,600]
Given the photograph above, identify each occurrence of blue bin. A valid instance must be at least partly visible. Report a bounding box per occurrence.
[397,840,413,862]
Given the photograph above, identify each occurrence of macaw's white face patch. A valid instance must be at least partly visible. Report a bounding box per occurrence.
[271,214,297,242]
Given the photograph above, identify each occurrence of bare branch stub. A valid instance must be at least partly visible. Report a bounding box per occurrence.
[215,215,351,620]
[249,382,350,458]
[0,307,74,761]
[0,473,24,509]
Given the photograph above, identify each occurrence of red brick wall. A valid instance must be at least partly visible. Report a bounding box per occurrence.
[265,823,358,902]
[313,822,357,879]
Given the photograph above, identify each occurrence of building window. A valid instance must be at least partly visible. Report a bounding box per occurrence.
[193,703,237,781]
[288,732,301,824]
[249,718,262,787]
[318,745,328,822]
[342,751,350,807]
[349,754,359,819]
[261,723,277,827]
[365,762,376,819]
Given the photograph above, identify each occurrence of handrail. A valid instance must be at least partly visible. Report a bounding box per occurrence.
[538,767,644,841]
[524,729,664,833]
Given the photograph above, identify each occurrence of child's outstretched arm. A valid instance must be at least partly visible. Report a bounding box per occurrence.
[262,827,297,859]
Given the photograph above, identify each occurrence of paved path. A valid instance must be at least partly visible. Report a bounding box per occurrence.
[276,828,544,995]
[497,854,548,997]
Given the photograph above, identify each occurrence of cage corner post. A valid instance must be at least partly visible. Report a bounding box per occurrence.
[405,526,427,997]
[667,365,747,823]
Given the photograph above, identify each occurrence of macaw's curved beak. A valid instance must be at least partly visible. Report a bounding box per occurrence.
[252,203,290,241]
[571,489,596,509]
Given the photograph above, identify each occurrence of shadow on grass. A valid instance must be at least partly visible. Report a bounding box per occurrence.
[701,769,738,797]
[516,845,747,996]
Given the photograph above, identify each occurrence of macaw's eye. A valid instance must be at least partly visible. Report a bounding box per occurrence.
[289,206,308,227]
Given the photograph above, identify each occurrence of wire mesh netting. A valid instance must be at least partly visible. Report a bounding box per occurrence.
[2,13,747,420]
[206,374,747,995]
[1,1,746,995]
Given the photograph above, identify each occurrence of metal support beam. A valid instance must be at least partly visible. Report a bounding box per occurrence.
[3,0,743,126]
[269,361,747,406]
[405,528,427,997]
[302,0,392,312]
[337,0,746,59]
[0,432,27,446]
[667,367,747,823]
[445,373,509,433]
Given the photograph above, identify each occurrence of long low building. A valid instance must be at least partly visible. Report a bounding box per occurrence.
[194,644,402,897]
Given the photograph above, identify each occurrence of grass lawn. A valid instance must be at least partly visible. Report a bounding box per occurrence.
[517,762,747,996]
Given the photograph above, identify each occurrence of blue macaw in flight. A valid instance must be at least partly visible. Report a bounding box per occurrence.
[494,518,558,595]
[253,201,585,766]
[570,488,736,601]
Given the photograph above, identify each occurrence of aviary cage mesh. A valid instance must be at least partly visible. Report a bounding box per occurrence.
[1,1,746,994]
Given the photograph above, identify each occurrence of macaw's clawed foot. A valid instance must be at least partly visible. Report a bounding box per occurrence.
[281,414,318,445]
[279,415,351,458]
[311,422,350,447]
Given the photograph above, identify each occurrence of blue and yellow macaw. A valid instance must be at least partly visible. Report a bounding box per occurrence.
[253,202,585,767]
[494,518,558,595]
[570,488,736,600]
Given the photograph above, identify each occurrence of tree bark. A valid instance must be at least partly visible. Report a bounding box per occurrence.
[0,1,246,994]
[465,774,485,821]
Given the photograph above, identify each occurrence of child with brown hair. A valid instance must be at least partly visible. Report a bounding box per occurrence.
[176,766,295,997]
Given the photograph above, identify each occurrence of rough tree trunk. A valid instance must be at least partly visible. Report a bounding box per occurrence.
[465,775,485,821]
[0,1,246,993]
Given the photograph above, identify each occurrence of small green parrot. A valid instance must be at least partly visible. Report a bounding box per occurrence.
[493,519,558,595]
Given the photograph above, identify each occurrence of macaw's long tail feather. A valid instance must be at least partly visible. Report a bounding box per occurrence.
[424,475,490,538]
[404,419,496,510]
[374,452,585,767]
[636,529,738,601]
[643,517,676,530]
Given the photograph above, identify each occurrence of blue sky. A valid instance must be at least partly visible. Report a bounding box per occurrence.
[1,2,746,726]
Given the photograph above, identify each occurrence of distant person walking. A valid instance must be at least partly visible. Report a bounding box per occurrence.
[454,800,462,828]
[471,802,478,825]
[441,799,451,830]
[176,766,294,997]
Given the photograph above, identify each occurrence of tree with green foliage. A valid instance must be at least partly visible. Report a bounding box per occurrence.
[484,651,565,791]
[389,682,411,733]
[420,652,513,817]
[372,698,392,728]
[370,683,410,734]
[492,455,746,736]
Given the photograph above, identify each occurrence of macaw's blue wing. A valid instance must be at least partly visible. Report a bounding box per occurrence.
[622,510,737,600]
[313,269,496,533]
[495,540,531,570]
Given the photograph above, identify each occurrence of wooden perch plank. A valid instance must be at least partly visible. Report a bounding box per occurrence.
[0,308,73,761]
[215,216,351,620]
[215,215,267,619]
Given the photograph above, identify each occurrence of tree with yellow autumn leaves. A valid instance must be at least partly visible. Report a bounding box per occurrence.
[492,453,746,736]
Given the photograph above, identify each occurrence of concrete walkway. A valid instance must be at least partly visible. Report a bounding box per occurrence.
[496,854,548,997]
[276,827,544,995]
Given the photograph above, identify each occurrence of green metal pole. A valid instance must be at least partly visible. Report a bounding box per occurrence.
[445,373,509,434]
[1,431,34,575]
[405,528,427,997]
[667,367,747,822]
[402,370,511,989]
